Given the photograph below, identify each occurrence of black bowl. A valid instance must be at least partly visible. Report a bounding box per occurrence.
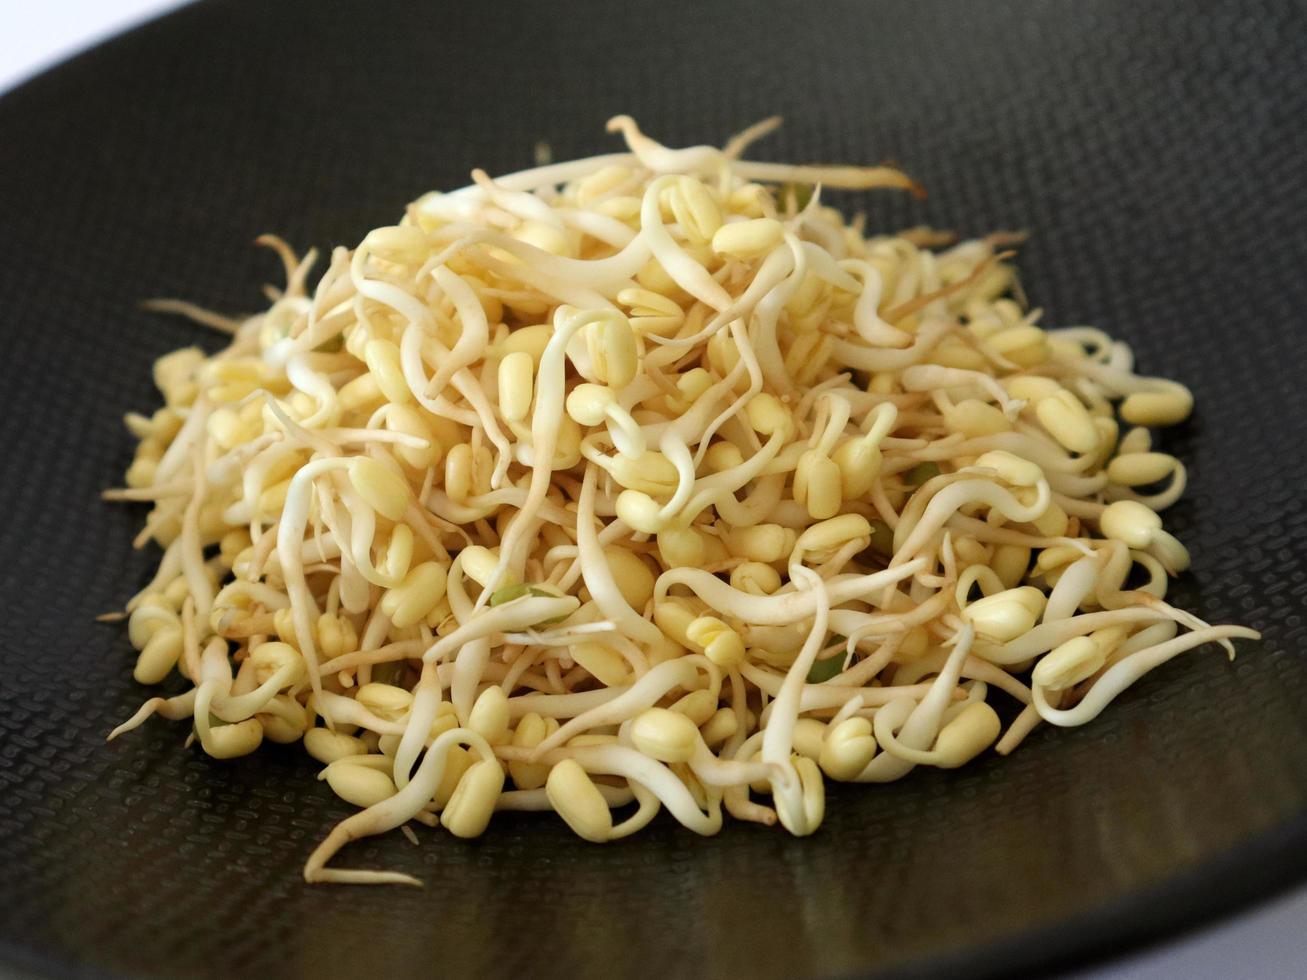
[1,1,1305,977]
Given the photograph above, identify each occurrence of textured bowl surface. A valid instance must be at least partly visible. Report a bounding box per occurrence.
[1,1,1305,977]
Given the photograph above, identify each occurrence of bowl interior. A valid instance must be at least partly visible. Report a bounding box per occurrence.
[1,1,1305,977]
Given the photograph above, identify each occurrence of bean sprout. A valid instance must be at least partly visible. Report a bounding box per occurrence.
[105,116,1256,885]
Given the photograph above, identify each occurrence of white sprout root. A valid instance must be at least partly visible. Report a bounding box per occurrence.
[104,115,1257,885]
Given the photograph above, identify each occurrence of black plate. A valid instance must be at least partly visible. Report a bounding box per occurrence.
[2,1,1305,977]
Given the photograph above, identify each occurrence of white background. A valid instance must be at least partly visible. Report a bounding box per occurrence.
[1,2,1304,978]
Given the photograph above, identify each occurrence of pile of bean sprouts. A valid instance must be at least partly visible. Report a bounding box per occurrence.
[105,116,1257,885]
